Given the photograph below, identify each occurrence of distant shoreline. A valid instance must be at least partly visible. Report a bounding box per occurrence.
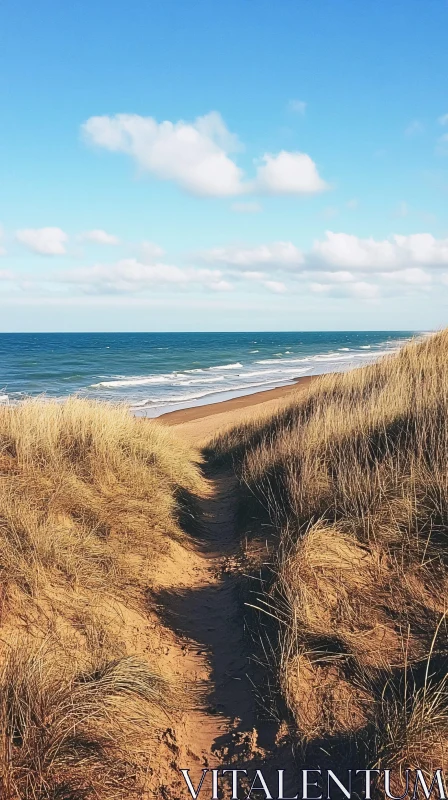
[159,374,316,427]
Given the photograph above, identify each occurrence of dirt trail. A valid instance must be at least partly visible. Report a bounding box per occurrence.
[147,462,284,798]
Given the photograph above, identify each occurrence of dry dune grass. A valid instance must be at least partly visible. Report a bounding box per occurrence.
[0,398,204,798]
[0,639,173,799]
[207,330,448,772]
[0,397,204,594]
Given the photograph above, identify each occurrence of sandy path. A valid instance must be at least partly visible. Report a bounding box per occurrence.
[148,465,279,797]
[147,388,301,796]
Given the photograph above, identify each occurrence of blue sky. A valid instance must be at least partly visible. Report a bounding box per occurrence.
[0,0,447,331]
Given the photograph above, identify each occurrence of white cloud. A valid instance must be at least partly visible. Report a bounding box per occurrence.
[82,229,120,245]
[82,111,328,198]
[310,282,330,294]
[350,281,380,298]
[9,224,448,305]
[383,268,432,285]
[138,241,166,262]
[405,120,424,137]
[254,151,328,195]
[263,280,287,293]
[196,232,448,303]
[231,201,262,214]
[219,267,287,293]
[438,114,448,126]
[319,270,355,283]
[287,99,307,115]
[82,111,245,197]
[16,227,68,255]
[209,280,233,292]
[309,280,379,299]
[346,198,359,210]
[56,259,225,294]
[311,231,448,271]
[202,233,448,284]
[243,271,264,281]
[200,241,304,270]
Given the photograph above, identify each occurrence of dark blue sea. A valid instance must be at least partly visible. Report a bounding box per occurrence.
[0,331,417,416]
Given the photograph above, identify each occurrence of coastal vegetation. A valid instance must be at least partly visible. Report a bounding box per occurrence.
[2,331,448,796]
[0,398,204,798]
[206,329,448,776]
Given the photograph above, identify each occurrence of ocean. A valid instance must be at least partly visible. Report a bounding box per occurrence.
[0,331,417,417]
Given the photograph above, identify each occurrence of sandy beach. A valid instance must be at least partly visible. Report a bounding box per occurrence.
[159,374,317,444]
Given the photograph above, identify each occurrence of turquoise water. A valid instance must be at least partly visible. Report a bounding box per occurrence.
[0,331,417,416]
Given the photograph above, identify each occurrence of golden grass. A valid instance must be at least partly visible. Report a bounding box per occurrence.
[0,638,173,799]
[0,398,204,797]
[0,398,204,592]
[207,329,448,771]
